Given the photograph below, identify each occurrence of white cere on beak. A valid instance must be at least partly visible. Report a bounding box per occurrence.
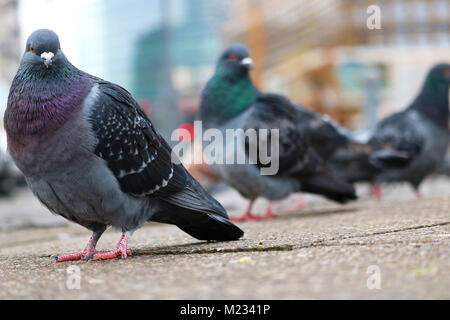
[40,52,54,68]
[241,57,254,69]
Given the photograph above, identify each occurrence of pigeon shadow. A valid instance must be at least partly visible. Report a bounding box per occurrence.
[273,205,361,221]
[131,240,292,258]
[132,240,245,257]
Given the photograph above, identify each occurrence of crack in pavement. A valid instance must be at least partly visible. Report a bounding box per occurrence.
[5,221,450,259]
[132,245,294,256]
[295,221,450,249]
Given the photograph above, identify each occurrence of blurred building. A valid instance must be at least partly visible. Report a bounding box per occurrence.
[0,0,21,130]
[75,0,230,139]
[223,0,450,129]
[132,0,229,138]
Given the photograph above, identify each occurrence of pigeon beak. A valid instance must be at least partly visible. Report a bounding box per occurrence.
[241,57,254,70]
[40,51,54,68]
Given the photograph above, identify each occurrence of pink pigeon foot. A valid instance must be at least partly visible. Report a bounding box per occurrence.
[230,201,262,222]
[262,202,277,220]
[283,194,309,212]
[415,189,422,199]
[55,235,102,262]
[369,184,382,201]
[231,212,262,222]
[90,233,132,261]
[55,232,132,262]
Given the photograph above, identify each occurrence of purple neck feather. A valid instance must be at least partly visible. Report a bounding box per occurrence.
[5,67,92,138]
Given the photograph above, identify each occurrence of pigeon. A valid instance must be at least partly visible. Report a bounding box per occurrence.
[199,44,357,221]
[331,63,450,198]
[4,29,243,262]
[330,148,383,199]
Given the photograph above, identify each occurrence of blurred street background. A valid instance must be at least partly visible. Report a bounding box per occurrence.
[0,0,449,225]
[0,0,449,299]
[1,0,450,225]
[2,0,450,137]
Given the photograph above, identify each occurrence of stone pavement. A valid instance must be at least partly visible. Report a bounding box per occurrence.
[0,178,449,299]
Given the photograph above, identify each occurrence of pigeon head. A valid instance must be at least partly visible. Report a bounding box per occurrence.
[22,29,64,71]
[412,63,450,128]
[6,29,90,137]
[421,63,450,96]
[200,44,258,126]
[426,63,450,84]
[216,44,254,74]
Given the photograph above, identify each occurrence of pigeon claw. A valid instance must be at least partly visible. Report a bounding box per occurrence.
[54,249,100,263]
[230,212,263,222]
[90,248,132,261]
[53,233,132,262]
[283,194,309,213]
[90,233,132,261]
[54,252,83,263]
[263,211,277,220]
[369,184,383,201]
[262,202,277,220]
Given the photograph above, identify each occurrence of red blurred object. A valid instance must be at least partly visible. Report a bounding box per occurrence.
[188,162,221,186]
[230,200,262,222]
[138,98,153,116]
[177,123,194,142]
[186,140,221,188]
[177,97,198,117]
[369,184,382,201]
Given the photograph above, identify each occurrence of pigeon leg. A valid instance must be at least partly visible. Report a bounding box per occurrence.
[231,200,262,222]
[283,194,309,212]
[90,231,133,261]
[369,184,382,201]
[55,229,105,262]
[263,201,277,220]
[413,186,422,199]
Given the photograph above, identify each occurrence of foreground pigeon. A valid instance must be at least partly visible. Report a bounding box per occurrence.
[4,29,243,262]
[331,63,450,198]
[199,44,357,221]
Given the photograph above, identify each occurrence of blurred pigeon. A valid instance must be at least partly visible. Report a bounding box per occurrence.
[436,156,450,176]
[199,44,357,221]
[331,63,450,198]
[4,29,243,262]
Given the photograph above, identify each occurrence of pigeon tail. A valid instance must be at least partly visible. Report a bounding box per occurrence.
[176,213,244,241]
[150,171,244,241]
[369,149,412,169]
[150,204,244,241]
[300,172,358,204]
[330,149,379,183]
[346,139,371,153]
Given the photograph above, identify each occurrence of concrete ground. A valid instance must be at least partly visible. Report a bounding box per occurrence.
[0,177,449,299]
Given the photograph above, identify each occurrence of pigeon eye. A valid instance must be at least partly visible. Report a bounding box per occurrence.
[30,45,35,53]
[444,68,450,77]
[58,45,61,51]
[229,54,237,61]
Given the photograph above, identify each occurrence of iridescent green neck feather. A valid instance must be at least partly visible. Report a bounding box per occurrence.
[201,67,258,127]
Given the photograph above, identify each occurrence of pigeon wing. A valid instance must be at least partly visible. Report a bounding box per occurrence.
[89,81,187,198]
[370,110,425,165]
[243,93,320,176]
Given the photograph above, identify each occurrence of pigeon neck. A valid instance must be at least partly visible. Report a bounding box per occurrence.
[201,70,258,127]
[411,80,449,129]
[5,64,91,138]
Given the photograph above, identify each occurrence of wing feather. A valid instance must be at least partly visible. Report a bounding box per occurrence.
[88,81,187,198]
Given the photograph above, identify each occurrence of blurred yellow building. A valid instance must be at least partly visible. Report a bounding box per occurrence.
[222,0,450,128]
